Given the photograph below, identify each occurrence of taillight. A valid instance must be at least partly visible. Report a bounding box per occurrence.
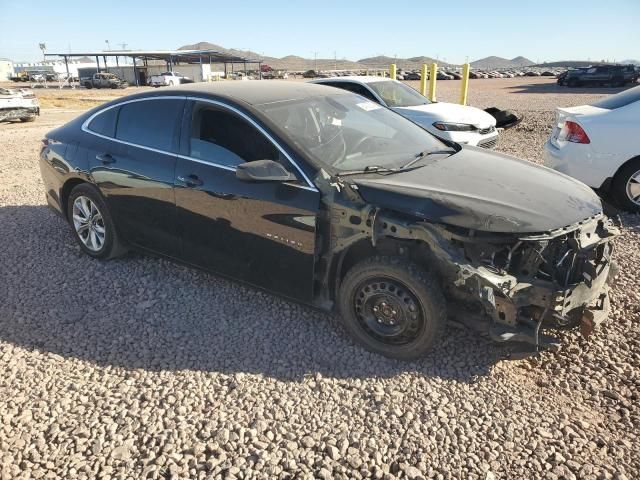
[559,121,590,144]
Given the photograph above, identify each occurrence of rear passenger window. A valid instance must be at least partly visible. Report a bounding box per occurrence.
[116,99,183,152]
[329,82,379,103]
[189,104,280,167]
[88,106,119,137]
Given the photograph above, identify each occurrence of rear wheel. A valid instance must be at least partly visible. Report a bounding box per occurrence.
[611,158,640,212]
[20,116,36,122]
[67,184,126,259]
[338,256,447,360]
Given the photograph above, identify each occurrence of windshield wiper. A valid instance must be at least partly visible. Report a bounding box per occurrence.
[335,165,403,178]
[401,149,457,170]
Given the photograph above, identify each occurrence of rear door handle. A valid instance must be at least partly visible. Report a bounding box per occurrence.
[177,174,204,187]
[96,153,114,164]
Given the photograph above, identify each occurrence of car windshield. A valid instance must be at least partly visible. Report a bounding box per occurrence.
[591,86,640,110]
[256,93,445,172]
[367,81,430,107]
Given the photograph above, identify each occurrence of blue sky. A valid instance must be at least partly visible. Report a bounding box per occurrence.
[2,0,639,63]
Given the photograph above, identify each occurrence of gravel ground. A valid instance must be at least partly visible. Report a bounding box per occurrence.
[1,78,639,479]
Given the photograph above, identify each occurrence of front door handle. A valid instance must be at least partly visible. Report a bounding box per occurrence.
[177,174,204,187]
[96,153,114,164]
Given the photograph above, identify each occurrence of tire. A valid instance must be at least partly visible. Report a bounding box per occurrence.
[338,256,447,360]
[84,82,93,89]
[611,158,640,212]
[20,116,36,122]
[67,183,127,259]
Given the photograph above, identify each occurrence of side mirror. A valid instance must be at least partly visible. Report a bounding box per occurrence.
[236,160,296,182]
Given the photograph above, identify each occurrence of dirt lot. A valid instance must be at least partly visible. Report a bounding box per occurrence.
[1,77,639,480]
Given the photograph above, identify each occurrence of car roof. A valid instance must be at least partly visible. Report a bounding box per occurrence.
[154,80,349,106]
[313,76,393,85]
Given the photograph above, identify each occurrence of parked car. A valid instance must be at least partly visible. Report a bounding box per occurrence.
[149,71,193,87]
[311,76,498,148]
[544,86,640,211]
[39,82,618,358]
[404,72,421,80]
[0,87,40,122]
[82,73,127,89]
[561,65,638,87]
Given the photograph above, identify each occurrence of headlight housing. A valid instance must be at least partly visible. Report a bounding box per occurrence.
[433,122,476,132]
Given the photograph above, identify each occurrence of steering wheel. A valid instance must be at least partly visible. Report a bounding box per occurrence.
[322,129,348,167]
[352,135,376,154]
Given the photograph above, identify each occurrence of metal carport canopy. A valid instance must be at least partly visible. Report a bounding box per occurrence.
[45,49,258,64]
[46,49,262,85]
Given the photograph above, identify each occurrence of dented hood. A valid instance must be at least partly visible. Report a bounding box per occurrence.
[351,146,603,233]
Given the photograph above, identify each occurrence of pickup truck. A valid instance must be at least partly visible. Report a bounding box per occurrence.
[82,73,127,89]
[149,72,193,87]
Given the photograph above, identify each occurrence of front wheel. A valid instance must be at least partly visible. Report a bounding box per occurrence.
[67,184,127,259]
[338,256,447,360]
[611,158,640,212]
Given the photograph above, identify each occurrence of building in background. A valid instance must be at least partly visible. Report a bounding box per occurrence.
[14,59,97,78]
[0,58,14,80]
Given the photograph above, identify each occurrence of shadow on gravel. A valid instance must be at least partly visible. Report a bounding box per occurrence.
[0,205,505,383]
[506,82,635,95]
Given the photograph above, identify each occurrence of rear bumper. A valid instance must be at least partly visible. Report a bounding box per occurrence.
[543,139,615,189]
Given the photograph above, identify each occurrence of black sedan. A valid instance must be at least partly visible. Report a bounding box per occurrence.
[39,82,617,359]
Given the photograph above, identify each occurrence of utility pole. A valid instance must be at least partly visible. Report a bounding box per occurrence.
[334,51,337,71]
[119,43,127,50]
[311,51,318,72]
[39,43,46,62]
[105,40,111,51]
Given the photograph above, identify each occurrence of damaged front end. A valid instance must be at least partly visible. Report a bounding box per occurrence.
[448,215,619,349]
[317,173,620,349]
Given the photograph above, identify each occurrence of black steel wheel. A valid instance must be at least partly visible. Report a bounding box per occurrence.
[338,256,446,360]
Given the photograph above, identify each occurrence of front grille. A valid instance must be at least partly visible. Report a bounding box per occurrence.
[478,137,497,149]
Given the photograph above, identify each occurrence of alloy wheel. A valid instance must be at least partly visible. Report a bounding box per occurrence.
[72,196,106,252]
[626,169,640,206]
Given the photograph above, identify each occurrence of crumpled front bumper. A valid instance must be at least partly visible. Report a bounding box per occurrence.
[0,106,39,122]
[459,217,620,348]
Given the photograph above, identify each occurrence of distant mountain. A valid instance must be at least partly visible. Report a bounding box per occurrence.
[470,56,534,69]
[178,42,456,72]
[357,55,453,69]
[621,59,640,65]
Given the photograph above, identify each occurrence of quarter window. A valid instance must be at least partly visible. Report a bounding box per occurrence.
[116,98,183,152]
[88,106,119,137]
[189,104,280,168]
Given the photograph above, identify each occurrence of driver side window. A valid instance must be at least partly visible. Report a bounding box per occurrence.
[189,103,282,168]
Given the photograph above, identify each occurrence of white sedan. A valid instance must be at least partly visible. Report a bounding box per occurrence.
[543,86,640,212]
[311,77,499,148]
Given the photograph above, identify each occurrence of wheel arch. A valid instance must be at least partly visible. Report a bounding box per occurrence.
[611,154,640,185]
[60,178,100,218]
[329,236,434,304]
